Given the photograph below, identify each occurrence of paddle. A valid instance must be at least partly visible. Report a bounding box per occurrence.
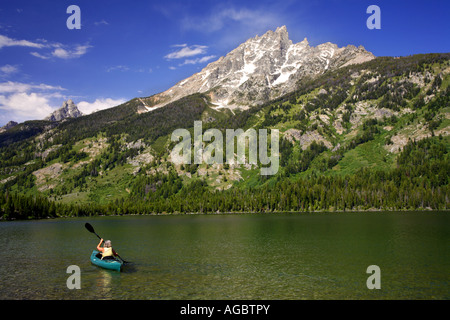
[85,223,130,264]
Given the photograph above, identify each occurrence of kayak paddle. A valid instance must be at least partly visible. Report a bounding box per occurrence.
[85,222,130,264]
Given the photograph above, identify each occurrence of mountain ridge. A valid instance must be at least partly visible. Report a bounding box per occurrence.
[140,26,375,112]
[0,38,448,219]
[0,27,374,128]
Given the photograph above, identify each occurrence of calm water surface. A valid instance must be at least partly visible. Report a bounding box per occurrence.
[0,212,449,299]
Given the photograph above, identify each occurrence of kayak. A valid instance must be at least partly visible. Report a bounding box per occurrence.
[90,250,123,271]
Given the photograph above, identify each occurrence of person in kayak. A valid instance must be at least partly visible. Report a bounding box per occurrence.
[97,238,119,260]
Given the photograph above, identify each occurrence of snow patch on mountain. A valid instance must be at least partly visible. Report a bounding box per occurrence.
[143,26,375,111]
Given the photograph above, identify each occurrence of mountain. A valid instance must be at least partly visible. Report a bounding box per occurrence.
[0,27,448,219]
[45,99,83,122]
[0,121,18,133]
[141,26,375,111]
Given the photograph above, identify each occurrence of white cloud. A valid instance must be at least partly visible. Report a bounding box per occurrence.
[171,43,187,48]
[0,81,125,125]
[52,44,91,59]
[0,81,66,123]
[0,34,91,60]
[72,44,91,57]
[77,98,126,115]
[31,44,91,60]
[165,44,208,60]
[94,20,109,26]
[0,34,45,49]
[180,55,216,66]
[52,48,70,59]
[182,7,283,34]
[0,81,65,94]
[0,92,54,120]
[0,64,18,76]
[165,44,216,68]
[106,65,153,73]
[179,4,290,50]
[106,65,130,72]
[30,51,50,60]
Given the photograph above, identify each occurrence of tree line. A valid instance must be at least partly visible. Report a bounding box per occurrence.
[1,135,447,220]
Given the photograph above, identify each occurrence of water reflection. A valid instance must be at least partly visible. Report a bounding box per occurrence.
[95,269,116,299]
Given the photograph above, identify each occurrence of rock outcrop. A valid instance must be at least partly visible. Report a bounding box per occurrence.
[45,100,83,122]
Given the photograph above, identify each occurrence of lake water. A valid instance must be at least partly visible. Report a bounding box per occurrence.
[0,212,449,300]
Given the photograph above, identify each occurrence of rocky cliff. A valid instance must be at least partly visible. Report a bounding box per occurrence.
[45,99,83,122]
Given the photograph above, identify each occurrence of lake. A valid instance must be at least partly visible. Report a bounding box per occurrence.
[0,212,449,300]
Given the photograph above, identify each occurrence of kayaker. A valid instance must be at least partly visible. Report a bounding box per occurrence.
[97,238,119,260]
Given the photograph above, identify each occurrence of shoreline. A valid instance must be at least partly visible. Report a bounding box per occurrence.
[1,207,448,222]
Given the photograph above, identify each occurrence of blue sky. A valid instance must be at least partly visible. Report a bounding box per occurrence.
[0,0,449,126]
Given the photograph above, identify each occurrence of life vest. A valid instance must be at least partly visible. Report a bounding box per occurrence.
[101,247,114,259]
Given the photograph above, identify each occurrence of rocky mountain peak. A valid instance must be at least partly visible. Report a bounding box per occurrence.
[0,120,18,133]
[45,99,83,122]
[261,25,290,42]
[142,26,375,111]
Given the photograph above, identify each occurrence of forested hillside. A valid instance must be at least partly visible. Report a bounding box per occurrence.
[0,53,449,219]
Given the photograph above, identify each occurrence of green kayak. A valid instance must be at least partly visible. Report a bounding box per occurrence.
[90,250,123,271]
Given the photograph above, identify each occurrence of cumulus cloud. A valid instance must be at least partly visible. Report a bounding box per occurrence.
[77,98,126,115]
[52,48,71,59]
[51,44,92,59]
[0,81,67,123]
[0,92,54,120]
[0,81,125,125]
